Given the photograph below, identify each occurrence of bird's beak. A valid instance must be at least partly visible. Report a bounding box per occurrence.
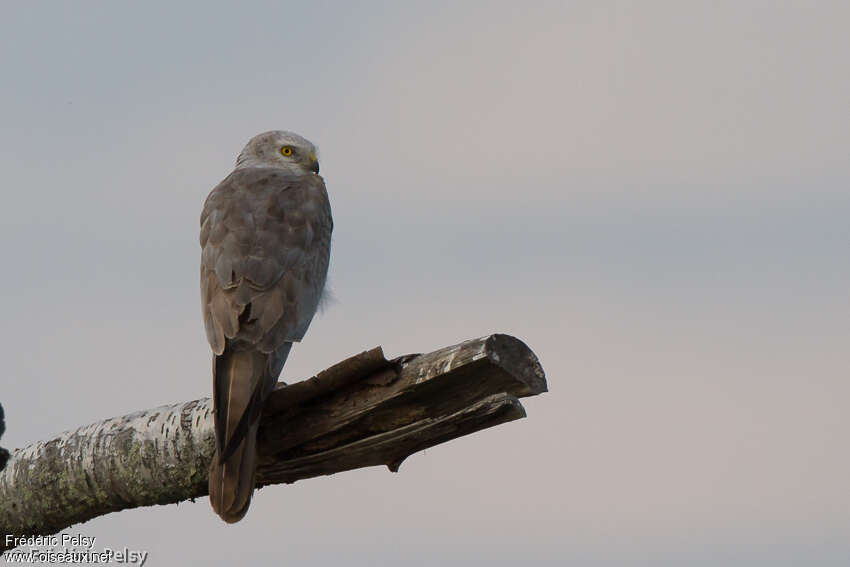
[309,153,319,174]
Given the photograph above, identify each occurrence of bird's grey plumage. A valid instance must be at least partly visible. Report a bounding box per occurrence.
[201,130,331,522]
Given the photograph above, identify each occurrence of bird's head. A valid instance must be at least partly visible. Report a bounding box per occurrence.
[235,130,319,174]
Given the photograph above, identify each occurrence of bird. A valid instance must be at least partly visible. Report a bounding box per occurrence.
[200,130,332,522]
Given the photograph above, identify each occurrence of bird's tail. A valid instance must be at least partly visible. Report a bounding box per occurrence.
[209,349,270,523]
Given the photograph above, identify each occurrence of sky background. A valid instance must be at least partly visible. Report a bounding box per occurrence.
[1,1,848,565]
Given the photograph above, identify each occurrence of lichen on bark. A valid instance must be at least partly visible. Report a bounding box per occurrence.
[0,334,546,551]
[0,399,215,540]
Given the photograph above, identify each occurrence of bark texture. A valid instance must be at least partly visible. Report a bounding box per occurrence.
[0,334,546,550]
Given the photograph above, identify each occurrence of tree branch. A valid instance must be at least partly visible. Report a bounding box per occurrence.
[0,334,546,548]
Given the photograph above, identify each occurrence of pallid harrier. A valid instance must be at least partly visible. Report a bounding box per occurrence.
[200,130,332,522]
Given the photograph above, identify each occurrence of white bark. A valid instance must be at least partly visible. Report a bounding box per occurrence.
[0,399,214,540]
[0,334,547,550]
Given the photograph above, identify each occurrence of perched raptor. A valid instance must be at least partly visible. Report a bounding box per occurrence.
[200,131,332,522]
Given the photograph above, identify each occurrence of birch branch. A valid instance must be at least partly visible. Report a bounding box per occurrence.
[0,334,546,549]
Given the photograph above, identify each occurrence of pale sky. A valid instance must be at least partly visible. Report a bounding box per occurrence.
[1,2,849,565]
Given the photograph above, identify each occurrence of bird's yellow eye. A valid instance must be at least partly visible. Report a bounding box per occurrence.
[281,146,293,156]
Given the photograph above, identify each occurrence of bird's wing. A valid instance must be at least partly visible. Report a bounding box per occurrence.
[200,167,332,355]
[201,167,331,521]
